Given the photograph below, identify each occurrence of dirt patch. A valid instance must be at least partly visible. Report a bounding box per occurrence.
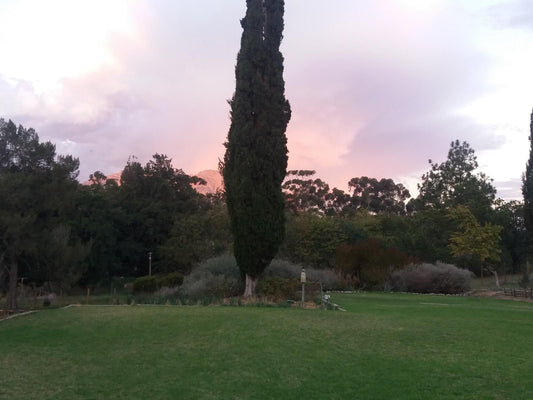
[470,290,533,303]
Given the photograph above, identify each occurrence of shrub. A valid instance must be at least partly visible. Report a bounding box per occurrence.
[256,277,301,299]
[389,262,471,294]
[336,239,415,288]
[263,259,342,290]
[179,256,342,301]
[133,276,158,294]
[158,272,184,288]
[179,254,243,300]
[200,254,241,279]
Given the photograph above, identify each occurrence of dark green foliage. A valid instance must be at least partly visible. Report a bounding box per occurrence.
[406,210,456,263]
[158,272,184,288]
[116,154,204,275]
[263,259,341,289]
[389,262,471,294]
[416,140,496,221]
[223,0,291,284]
[493,200,526,274]
[132,272,183,295]
[70,184,121,284]
[283,170,331,214]
[132,276,158,294]
[68,154,208,286]
[282,170,353,215]
[256,276,300,299]
[336,239,414,288]
[179,255,243,300]
[157,204,231,274]
[518,272,530,288]
[280,213,357,268]
[522,109,533,266]
[0,119,81,308]
[347,176,410,215]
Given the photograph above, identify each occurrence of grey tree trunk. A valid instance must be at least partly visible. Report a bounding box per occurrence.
[244,274,258,297]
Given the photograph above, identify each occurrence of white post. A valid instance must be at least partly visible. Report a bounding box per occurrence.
[300,268,306,308]
[148,252,152,277]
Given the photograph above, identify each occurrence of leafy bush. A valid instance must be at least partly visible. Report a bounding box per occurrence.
[199,254,241,279]
[158,272,184,288]
[263,259,342,290]
[132,276,158,294]
[389,262,471,294]
[336,239,415,288]
[179,256,342,301]
[256,277,301,299]
[179,254,243,300]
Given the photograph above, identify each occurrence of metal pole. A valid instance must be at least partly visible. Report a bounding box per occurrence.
[149,252,152,277]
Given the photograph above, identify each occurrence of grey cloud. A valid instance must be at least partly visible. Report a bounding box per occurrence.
[488,0,533,29]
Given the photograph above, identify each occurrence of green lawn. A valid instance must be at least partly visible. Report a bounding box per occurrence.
[1,293,532,399]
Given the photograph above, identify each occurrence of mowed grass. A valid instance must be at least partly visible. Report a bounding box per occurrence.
[1,293,532,400]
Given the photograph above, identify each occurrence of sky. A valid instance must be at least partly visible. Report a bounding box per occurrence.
[1,0,532,200]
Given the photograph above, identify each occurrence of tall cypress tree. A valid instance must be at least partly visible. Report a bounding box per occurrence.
[522,109,533,273]
[223,0,291,296]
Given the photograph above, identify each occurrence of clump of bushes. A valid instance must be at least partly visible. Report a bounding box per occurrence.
[158,272,184,288]
[179,254,243,300]
[389,262,471,294]
[178,256,343,301]
[132,272,184,294]
[263,259,342,290]
[336,239,415,289]
[256,277,301,299]
[133,276,158,294]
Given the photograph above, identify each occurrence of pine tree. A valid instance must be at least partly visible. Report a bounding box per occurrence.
[522,109,533,272]
[223,0,291,296]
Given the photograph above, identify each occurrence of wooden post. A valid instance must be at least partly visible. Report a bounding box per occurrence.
[86,288,90,305]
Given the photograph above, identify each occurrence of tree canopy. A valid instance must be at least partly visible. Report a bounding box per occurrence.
[348,176,410,215]
[415,140,496,220]
[0,119,80,309]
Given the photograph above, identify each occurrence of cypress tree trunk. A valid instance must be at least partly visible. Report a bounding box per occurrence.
[523,109,533,267]
[244,274,259,297]
[223,0,291,296]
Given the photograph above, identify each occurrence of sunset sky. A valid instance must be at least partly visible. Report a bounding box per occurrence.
[1,0,532,200]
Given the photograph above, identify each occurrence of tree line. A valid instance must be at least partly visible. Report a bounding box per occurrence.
[0,117,528,308]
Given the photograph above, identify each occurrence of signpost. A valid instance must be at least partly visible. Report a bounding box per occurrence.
[300,268,306,308]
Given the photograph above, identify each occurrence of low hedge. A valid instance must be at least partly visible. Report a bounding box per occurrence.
[133,272,185,294]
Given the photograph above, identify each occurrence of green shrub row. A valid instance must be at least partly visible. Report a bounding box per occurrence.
[132,272,184,294]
